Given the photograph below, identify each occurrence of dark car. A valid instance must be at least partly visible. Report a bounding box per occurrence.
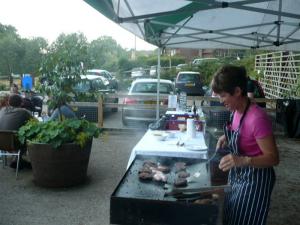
[74,75,118,114]
[87,69,118,90]
[175,71,205,96]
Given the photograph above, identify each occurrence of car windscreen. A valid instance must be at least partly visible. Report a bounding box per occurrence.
[177,73,200,82]
[87,71,111,79]
[132,82,173,94]
[74,81,91,92]
[74,79,106,92]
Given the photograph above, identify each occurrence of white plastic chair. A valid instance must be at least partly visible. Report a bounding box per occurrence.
[0,130,21,178]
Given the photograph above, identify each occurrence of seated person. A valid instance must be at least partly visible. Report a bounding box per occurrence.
[10,83,21,95]
[21,90,43,115]
[30,91,43,116]
[21,96,35,112]
[0,94,33,169]
[0,92,9,110]
[49,104,77,121]
[247,76,266,108]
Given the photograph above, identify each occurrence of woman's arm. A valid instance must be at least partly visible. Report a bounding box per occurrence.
[250,134,279,167]
[216,134,227,149]
[219,134,279,171]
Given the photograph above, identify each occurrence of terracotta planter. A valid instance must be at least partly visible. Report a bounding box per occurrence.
[28,140,92,188]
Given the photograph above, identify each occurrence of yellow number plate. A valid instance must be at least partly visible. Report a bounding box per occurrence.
[143,100,155,104]
[185,83,195,87]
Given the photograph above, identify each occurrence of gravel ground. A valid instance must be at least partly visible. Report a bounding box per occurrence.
[0,129,145,225]
[0,129,299,225]
[268,135,300,225]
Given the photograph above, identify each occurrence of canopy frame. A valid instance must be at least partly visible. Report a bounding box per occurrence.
[85,0,300,49]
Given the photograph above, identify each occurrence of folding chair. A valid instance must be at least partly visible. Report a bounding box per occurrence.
[0,130,21,178]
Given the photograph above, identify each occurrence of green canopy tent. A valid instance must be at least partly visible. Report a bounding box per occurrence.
[84,0,300,119]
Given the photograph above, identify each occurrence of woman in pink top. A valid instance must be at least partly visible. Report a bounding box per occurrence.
[211,65,279,225]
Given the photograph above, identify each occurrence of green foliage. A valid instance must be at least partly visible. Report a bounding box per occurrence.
[18,119,100,149]
[0,25,24,77]
[161,67,177,81]
[135,54,185,68]
[0,23,48,77]
[0,83,7,91]
[17,32,102,150]
[282,77,300,98]
[196,61,222,85]
[88,36,128,71]
[39,32,89,113]
[235,54,257,78]
[19,37,48,76]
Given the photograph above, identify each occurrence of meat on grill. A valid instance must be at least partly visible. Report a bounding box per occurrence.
[174,162,187,173]
[139,161,169,183]
[157,165,171,173]
[174,178,188,187]
[153,171,168,182]
[139,172,153,180]
[143,160,157,168]
[138,167,152,174]
[177,171,190,178]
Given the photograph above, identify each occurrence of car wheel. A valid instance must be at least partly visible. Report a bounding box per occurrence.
[111,97,118,112]
[122,118,128,126]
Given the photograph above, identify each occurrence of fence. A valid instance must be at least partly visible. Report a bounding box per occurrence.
[72,95,277,129]
[255,51,300,98]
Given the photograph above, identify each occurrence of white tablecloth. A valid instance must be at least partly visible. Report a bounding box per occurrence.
[166,110,193,116]
[127,129,208,168]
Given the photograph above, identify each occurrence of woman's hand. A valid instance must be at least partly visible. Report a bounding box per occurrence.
[216,134,227,150]
[219,154,251,171]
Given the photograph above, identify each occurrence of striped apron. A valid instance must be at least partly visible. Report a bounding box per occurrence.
[223,102,276,225]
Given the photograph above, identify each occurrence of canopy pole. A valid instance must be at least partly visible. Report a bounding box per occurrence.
[156,48,161,120]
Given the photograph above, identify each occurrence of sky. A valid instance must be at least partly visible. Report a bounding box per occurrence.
[0,0,156,51]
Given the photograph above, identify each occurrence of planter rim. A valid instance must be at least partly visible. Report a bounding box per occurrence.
[27,141,79,147]
[27,139,93,148]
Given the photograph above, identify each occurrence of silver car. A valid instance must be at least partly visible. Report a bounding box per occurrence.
[131,67,146,78]
[122,79,175,125]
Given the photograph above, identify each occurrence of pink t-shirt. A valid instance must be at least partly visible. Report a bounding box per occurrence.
[232,104,273,156]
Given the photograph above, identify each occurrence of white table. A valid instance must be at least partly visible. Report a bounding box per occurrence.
[165,110,194,116]
[127,129,208,168]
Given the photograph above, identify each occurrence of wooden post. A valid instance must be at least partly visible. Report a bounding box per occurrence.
[98,96,103,128]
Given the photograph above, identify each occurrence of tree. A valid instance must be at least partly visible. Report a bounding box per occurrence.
[88,36,127,71]
[39,32,89,114]
[19,37,48,76]
[0,23,24,83]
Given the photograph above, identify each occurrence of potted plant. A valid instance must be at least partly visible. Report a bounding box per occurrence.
[18,33,101,187]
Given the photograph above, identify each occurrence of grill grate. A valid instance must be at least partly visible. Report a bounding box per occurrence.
[111,155,226,225]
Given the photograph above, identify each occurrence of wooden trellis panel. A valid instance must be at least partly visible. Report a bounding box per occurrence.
[255,51,300,98]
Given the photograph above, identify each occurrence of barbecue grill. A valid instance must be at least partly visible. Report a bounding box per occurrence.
[111,155,228,225]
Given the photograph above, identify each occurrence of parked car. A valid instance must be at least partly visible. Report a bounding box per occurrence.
[175,71,205,96]
[87,69,118,90]
[149,65,157,77]
[192,58,218,66]
[122,78,175,125]
[131,67,146,78]
[176,63,188,71]
[74,75,118,114]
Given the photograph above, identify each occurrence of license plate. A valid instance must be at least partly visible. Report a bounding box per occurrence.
[143,100,156,104]
[185,83,195,87]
